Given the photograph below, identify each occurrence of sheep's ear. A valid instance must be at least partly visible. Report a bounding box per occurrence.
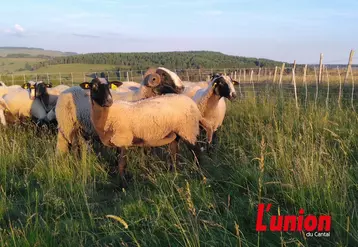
[80,82,91,89]
[22,83,30,89]
[110,81,123,90]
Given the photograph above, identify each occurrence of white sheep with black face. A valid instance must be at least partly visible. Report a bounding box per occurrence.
[191,74,237,151]
[79,78,204,177]
[0,81,54,126]
[55,68,184,155]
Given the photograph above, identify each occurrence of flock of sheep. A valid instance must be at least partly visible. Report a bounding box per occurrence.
[0,67,238,179]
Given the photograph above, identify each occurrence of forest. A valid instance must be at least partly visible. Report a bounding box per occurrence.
[31,51,284,70]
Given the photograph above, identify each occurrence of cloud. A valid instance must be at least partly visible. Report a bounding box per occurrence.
[72,33,100,38]
[14,24,24,32]
[3,24,25,36]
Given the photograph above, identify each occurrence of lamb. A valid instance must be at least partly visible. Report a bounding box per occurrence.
[55,69,182,155]
[0,81,54,126]
[79,78,204,176]
[192,74,237,150]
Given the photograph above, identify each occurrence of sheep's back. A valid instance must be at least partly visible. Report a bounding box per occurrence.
[112,94,201,143]
[56,87,95,138]
[3,89,45,118]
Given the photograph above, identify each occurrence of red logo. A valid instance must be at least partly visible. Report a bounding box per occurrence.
[256,204,331,236]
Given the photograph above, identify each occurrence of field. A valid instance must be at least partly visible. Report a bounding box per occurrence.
[0,48,75,58]
[0,58,46,74]
[0,84,357,246]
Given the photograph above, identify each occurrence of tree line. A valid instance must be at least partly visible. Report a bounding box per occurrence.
[31,51,284,71]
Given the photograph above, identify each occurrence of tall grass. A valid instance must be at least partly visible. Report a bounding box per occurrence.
[0,86,357,246]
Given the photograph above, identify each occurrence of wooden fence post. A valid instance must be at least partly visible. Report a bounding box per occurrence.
[292,69,299,110]
[224,68,226,75]
[12,74,14,85]
[141,70,144,80]
[273,66,278,83]
[314,67,319,106]
[126,71,129,82]
[303,64,308,107]
[23,74,26,83]
[186,70,189,81]
[257,67,261,83]
[59,72,62,84]
[107,71,110,81]
[292,60,296,85]
[344,50,355,87]
[325,66,330,110]
[83,72,85,82]
[319,53,324,84]
[47,73,50,83]
[351,66,355,111]
[279,63,285,87]
[234,71,237,80]
[337,66,342,109]
[250,69,256,101]
[243,69,246,82]
[71,73,74,86]
[35,74,38,82]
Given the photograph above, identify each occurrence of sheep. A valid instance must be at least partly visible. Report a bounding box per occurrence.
[79,78,204,177]
[0,82,22,98]
[114,81,141,93]
[111,67,185,101]
[47,84,70,96]
[55,70,182,155]
[0,81,54,126]
[39,84,71,123]
[192,74,237,151]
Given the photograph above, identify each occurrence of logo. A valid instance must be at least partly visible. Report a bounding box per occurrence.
[256,204,331,237]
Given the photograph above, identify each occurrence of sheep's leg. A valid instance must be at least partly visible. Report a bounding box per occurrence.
[56,129,70,154]
[168,139,179,172]
[200,118,213,143]
[0,109,6,126]
[117,147,128,177]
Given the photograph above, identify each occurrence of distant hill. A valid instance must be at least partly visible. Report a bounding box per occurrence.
[31,51,285,71]
[0,47,77,58]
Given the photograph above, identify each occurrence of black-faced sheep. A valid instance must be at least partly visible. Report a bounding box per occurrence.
[192,74,237,151]
[55,69,183,155]
[79,78,203,176]
[0,81,55,126]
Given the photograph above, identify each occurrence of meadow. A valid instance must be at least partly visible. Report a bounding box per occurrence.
[0,83,357,246]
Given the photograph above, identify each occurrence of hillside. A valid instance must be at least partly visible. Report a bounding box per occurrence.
[0,47,77,58]
[32,51,285,71]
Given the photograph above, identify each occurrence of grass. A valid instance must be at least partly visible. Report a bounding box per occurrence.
[32,64,119,73]
[0,58,46,74]
[0,85,357,246]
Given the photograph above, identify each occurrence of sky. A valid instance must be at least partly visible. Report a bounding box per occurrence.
[0,0,357,63]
